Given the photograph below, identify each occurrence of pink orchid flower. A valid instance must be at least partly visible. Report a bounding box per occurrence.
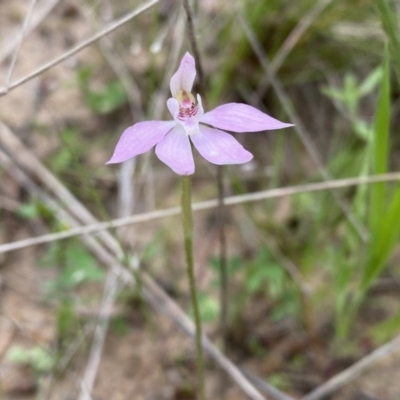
[106,52,293,175]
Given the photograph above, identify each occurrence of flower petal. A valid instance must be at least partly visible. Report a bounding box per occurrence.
[191,125,253,165]
[196,94,204,117]
[106,120,176,164]
[155,125,195,175]
[201,103,294,132]
[167,98,179,119]
[169,52,196,97]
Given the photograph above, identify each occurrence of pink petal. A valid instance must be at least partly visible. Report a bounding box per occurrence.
[191,125,253,165]
[155,125,195,175]
[167,98,179,118]
[195,94,204,118]
[169,52,196,97]
[201,103,293,132]
[106,120,176,164]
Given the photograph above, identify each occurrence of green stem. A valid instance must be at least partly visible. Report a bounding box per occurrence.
[181,176,206,400]
[217,166,228,350]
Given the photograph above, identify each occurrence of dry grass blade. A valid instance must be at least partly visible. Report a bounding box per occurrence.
[75,0,143,231]
[0,0,60,64]
[2,172,400,255]
[0,123,267,400]
[0,0,159,96]
[232,0,369,243]
[301,334,400,400]
[78,271,120,400]
[4,0,38,87]
[252,0,334,103]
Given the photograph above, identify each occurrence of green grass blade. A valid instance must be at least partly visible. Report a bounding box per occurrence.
[362,188,400,291]
[359,48,400,293]
[377,0,400,83]
[369,47,390,232]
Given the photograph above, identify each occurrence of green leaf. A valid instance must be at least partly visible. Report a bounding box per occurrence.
[353,120,372,142]
[358,67,383,97]
[110,317,130,336]
[247,270,264,293]
[30,347,53,372]
[77,66,127,114]
[320,86,346,101]
[370,311,400,344]
[88,81,127,114]
[59,243,105,287]
[40,242,63,268]
[344,73,359,115]
[17,203,39,219]
[48,148,72,174]
[57,300,80,348]
[194,292,219,323]
[141,230,164,261]
[209,255,242,282]
[5,345,53,373]
[5,345,31,364]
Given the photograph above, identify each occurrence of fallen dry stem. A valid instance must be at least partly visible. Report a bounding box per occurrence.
[0,0,159,96]
[301,334,400,400]
[1,171,400,254]
[252,0,333,103]
[78,271,120,400]
[0,0,60,64]
[4,0,38,87]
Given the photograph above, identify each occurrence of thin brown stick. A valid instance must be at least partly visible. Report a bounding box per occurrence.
[251,0,333,104]
[1,168,400,255]
[78,271,120,400]
[301,333,400,400]
[4,0,38,87]
[74,0,143,229]
[0,0,60,64]
[0,0,159,96]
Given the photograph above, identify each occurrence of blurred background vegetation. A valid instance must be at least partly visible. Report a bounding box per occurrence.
[1,0,400,398]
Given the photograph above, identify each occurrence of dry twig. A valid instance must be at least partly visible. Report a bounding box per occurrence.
[301,334,400,400]
[2,170,400,254]
[0,0,60,64]
[0,0,159,96]
[252,0,334,104]
[4,0,38,87]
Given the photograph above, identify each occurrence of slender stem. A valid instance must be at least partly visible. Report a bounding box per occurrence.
[182,0,205,98]
[182,0,229,356]
[217,166,228,349]
[181,176,206,400]
[217,166,229,399]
